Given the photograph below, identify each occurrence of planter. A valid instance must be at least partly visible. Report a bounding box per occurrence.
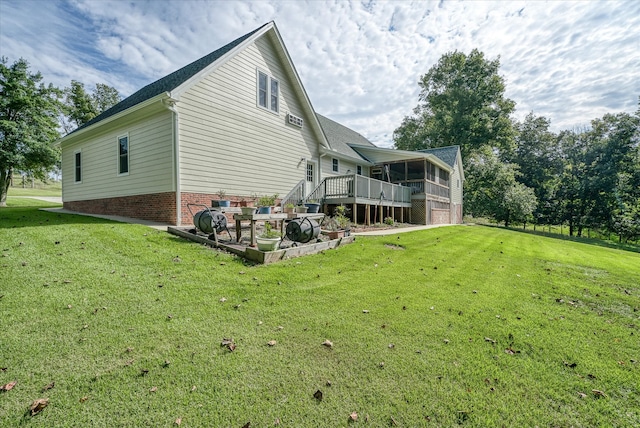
[305,203,321,213]
[241,207,256,215]
[283,206,295,214]
[325,230,345,240]
[296,206,308,213]
[218,200,231,208]
[257,206,271,214]
[256,236,281,251]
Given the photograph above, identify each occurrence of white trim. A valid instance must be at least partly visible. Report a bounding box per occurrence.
[305,159,318,195]
[73,149,82,184]
[117,133,130,176]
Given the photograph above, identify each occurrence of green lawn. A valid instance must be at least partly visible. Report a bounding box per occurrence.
[6,175,62,197]
[1,199,638,427]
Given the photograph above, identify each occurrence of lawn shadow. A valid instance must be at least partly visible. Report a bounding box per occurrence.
[478,223,640,254]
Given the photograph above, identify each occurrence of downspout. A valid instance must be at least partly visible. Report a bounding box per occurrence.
[163,97,181,225]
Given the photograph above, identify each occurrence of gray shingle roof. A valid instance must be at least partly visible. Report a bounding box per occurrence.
[418,146,460,167]
[69,22,270,135]
[316,113,375,160]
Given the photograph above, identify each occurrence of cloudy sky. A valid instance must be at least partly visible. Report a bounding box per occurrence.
[2,0,638,147]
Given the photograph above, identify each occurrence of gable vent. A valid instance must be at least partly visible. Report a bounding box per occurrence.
[287,113,304,128]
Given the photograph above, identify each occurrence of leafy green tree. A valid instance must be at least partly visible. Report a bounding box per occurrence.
[509,113,561,225]
[1,57,60,206]
[393,49,516,159]
[62,80,121,132]
[464,148,537,227]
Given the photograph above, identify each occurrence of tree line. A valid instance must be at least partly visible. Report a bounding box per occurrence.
[394,50,640,243]
[0,57,121,205]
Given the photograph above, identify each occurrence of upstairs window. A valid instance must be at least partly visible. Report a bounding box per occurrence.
[332,158,339,172]
[118,134,129,175]
[74,150,82,183]
[257,70,279,113]
[357,165,362,175]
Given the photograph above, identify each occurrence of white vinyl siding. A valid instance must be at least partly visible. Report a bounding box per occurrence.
[450,159,463,205]
[61,110,174,201]
[178,35,319,197]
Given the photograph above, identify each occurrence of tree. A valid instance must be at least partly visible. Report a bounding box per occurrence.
[393,49,516,159]
[61,80,121,133]
[464,148,537,227]
[0,57,60,207]
[509,113,561,225]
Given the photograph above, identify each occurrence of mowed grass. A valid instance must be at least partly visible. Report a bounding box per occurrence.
[1,200,638,427]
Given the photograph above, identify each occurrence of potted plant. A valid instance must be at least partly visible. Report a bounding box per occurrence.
[217,189,230,207]
[257,193,278,214]
[322,205,351,239]
[256,223,281,251]
[305,199,321,213]
[283,203,295,214]
[296,204,308,213]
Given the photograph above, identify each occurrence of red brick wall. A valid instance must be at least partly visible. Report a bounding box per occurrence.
[64,192,176,224]
[431,208,450,225]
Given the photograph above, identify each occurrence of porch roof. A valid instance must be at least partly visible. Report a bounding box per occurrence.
[348,144,452,172]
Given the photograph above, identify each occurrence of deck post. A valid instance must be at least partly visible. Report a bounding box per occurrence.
[352,203,357,225]
[366,204,370,226]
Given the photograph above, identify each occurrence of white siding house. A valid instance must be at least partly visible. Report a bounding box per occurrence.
[57,21,463,226]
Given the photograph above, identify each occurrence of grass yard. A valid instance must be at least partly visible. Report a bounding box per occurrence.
[1,199,639,427]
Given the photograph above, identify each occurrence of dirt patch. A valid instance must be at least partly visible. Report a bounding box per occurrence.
[384,244,405,250]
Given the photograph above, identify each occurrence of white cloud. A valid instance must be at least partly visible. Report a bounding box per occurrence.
[2,0,638,147]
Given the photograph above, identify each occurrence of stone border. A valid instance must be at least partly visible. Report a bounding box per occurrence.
[167,227,355,264]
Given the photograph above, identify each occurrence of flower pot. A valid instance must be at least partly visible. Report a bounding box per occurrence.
[305,203,321,213]
[326,230,345,240]
[296,206,308,213]
[284,206,295,214]
[218,200,231,207]
[241,207,256,215]
[256,236,281,251]
[257,206,271,214]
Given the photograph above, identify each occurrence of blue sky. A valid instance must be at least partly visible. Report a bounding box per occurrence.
[1,0,638,147]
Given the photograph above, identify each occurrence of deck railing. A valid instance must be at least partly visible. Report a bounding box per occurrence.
[280,180,305,207]
[306,174,412,204]
[400,179,450,199]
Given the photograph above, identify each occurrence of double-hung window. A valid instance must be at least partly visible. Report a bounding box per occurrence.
[332,158,339,173]
[357,165,362,175]
[257,70,279,113]
[74,150,82,183]
[118,134,129,175]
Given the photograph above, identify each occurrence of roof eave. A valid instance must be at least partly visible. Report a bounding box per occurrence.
[56,92,171,147]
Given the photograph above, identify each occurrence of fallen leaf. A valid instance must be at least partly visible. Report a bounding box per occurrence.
[175,417,182,425]
[30,398,49,415]
[379,362,385,368]
[276,326,284,331]
[79,396,88,402]
[362,310,369,313]
[577,392,587,399]
[322,340,333,348]
[326,380,332,386]
[42,382,55,392]
[242,423,250,428]
[275,418,280,425]
[1,381,17,391]
[167,314,173,320]
[221,338,236,351]
[388,343,395,349]
[191,385,197,392]
[484,337,496,344]
[563,361,577,368]
[140,368,149,375]
[391,416,398,425]
[592,389,607,398]
[267,340,277,346]
[219,297,227,303]
[0,367,7,372]
[313,389,323,401]
[349,412,358,421]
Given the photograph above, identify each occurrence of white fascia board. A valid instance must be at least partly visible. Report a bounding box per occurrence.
[269,23,331,151]
[169,23,275,100]
[319,146,374,165]
[349,144,453,172]
[56,93,170,147]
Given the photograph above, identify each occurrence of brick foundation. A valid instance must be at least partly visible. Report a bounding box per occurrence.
[431,208,450,225]
[64,192,177,224]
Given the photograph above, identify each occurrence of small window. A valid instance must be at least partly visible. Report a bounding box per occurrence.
[357,165,362,175]
[118,135,129,175]
[257,70,279,113]
[332,158,339,172]
[457,179,460,189]
[74,150,82,183]
[306,162,314,182]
